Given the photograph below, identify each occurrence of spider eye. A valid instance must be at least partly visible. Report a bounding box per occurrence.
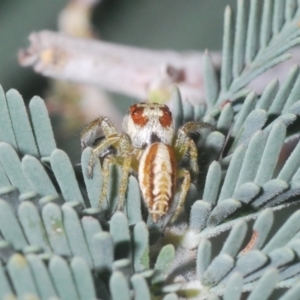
[162,107,172,118]
[131,109,141,117]
[130,104,140,116]
[130,106,143,117]
[130,105,148,126]
[159,106,173,127]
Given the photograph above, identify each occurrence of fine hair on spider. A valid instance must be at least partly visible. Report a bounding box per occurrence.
[81,102,212,223]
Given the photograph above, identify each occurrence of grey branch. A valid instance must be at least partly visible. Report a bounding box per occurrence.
[19,31,300,105]
[19,31,221,105]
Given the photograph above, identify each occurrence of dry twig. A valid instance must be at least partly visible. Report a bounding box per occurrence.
[19,31,221,105]
[19,31,300,105]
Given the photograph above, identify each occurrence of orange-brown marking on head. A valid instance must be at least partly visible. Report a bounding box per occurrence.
[130,104,149,126]
[159,105,173,128]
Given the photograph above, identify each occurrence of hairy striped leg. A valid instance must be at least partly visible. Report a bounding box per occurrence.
[117,155,132,210]
[87,136,121,177]
[81,117,118,149]
[174,120,213,179]
[171,169,191,223]
[185,138,200,176]
[174,136,199,179]
[99,154,132,210]
[99,135,133,209]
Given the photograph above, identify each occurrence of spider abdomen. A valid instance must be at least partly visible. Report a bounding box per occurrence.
[138,142,177,222]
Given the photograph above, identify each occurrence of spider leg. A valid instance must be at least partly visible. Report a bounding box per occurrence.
[186,137,199,177]
[173,136,199,178]
[117,155,132,211]
[174,121,212,179]
[87,136,121,178]
[100,155,117,208]
[171,168,191,223]
[177,121,214,138]
[98,133,133,210]
[115,134,133,210]
[175,121,214,148]
[99,153,132,211]
[80,117,118,150]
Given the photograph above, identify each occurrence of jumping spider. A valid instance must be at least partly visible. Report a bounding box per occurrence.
[81,102,208,223]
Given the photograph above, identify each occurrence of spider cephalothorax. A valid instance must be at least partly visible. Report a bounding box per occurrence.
[123,102,175,148]
[81,102,208,223]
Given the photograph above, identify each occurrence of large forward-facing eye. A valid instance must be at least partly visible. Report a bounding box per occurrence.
[130,104,148,126]
[159,106,173,127]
